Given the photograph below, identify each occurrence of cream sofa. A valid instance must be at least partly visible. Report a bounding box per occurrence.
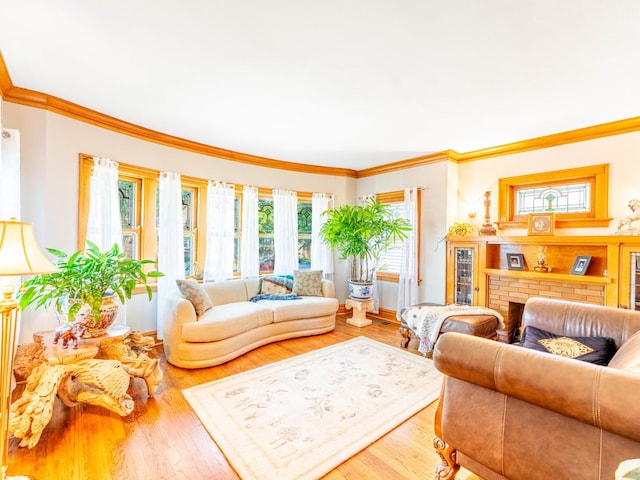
[162,278,339,368]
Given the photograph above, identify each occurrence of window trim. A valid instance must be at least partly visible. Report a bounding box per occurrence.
[497,164,611,229]
[79,154,317,281]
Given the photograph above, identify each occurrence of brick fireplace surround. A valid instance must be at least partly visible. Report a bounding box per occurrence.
[487,274,605,341]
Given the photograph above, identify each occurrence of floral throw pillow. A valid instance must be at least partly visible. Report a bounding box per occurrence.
[176,279,213,316]
[293,270,323,296]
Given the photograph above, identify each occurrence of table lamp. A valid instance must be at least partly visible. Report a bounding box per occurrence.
[0,219,57,480]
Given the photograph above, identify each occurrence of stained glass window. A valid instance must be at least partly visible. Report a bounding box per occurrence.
[515,183,590,215]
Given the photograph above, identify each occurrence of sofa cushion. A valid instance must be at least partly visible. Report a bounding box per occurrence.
[293,269,323,296]
[181,302,273,342]
[269,297,339,323]
[608,330,640,374]
[176,279,213,316]
[259,275,294,294]
[522,325,616,365]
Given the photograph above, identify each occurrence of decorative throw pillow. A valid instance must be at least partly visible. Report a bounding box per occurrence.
[259,275,294,294]
[176,279,213,316]
[293,269,323,296]
[521,325,616,365]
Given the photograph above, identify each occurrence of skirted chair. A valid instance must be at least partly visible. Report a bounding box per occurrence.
[432,297,640,480]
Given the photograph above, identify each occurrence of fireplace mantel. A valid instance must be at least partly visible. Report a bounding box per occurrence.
[482,268,613,285]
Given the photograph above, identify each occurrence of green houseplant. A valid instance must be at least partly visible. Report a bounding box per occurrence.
[18,241,163,335]
[319,197,411,298]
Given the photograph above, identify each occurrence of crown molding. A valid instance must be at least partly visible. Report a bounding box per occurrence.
[458,117,640,163]
[2,51,639,176]
[356,150,458,178]
[0,53,356,178]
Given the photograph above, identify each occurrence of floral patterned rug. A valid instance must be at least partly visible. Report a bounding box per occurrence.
[183,336,443,480]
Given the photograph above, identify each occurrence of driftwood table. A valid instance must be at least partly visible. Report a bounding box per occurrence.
[9,327,163,448]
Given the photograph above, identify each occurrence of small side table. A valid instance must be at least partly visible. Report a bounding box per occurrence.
[345,298,374,327]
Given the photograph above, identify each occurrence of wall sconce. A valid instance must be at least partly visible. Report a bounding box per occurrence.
[467,211,477,219]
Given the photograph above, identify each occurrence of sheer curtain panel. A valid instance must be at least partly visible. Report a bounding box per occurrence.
[86,156,122,252]
[273,189,298,275]
[204,181,235,281]
[311,193,334,280]
[157,171,184,340]
[396,187,419,318]
[241,185,259,278]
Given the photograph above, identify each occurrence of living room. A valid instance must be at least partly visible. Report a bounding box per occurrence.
[2,1,640,479]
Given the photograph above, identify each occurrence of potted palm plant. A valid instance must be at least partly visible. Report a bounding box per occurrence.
[319,197,411,299]
[18,241,163,337]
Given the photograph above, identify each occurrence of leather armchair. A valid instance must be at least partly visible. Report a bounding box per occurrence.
[432,297,640,480]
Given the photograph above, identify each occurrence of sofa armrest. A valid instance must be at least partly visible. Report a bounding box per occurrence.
[321,279,335,298]
[433,332,640,443]
[162,289,197,339]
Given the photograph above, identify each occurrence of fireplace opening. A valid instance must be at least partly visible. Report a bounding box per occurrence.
[508,301,526,343]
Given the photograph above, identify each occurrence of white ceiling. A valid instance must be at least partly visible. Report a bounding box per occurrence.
[1,0,639,170]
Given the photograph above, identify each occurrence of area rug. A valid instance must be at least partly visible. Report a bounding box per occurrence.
[183,336,443,480]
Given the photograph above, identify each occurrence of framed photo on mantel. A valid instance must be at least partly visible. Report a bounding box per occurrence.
[527,212,555,236]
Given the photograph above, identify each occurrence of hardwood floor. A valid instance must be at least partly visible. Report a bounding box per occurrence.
[7,316,482,480]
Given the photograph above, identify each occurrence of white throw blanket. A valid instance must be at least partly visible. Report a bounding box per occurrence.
[401,304,505,354]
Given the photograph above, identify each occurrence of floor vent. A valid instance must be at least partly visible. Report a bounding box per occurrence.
[380,321,391,325]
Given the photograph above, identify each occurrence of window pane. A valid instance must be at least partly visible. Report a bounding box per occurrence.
[377,202,405,273]
[298,238,311,269]
[233,237,240,273]
[182,189,193,231]
[234,196,240,233]
[184,234,194,276]
[298,202,312,234]
[122,233,137,260]
[258,199,274,234]
[515,182,591,215]
[259,237,274,273]
[118,179,136,229]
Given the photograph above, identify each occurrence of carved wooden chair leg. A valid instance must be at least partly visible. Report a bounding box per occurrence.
[399,327,410,348]
[434,436,460,480]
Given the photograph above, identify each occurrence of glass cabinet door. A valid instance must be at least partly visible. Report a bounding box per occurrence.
[620,247,640,310]
[454,246,474,305]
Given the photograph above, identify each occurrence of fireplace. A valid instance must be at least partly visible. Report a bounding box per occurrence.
[508,301,525,343]
[487,274,605,343]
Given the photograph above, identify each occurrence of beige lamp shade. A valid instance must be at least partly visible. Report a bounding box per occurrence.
[0,218,58,276]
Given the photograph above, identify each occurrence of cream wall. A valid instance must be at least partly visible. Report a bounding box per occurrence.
[5,96,640,342]
[356,160,452,309]
[3,101,357,342]
[457,132,640,236]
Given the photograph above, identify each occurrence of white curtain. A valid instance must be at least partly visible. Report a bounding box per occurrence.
[157,171,184,340]
[273,189,298,275]
[241,185,259,278]
[86,156,122,252]
[311,192,334,280]
[204,181,235,281]
[396,187,419,319]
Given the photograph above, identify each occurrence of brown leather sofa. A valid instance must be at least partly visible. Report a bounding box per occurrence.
[432,297,640,480]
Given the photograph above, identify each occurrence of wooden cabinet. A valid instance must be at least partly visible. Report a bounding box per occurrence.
[619,246,640,310]
[446,242,486,306]
[446,235,640,310]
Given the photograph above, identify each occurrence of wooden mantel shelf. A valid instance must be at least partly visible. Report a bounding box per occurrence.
[482,268,614,285]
